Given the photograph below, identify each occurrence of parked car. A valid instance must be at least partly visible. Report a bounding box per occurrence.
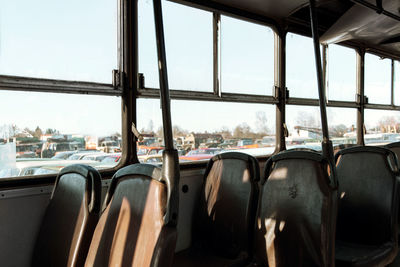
[67,151,103,160]
[81,153,108,162]
[137,146,164,162]
[0,159,99,178]
[100,153,122,164]
[179,148,221,161]
[16,144,40,158]
[41,142,75,158]
[98,140,121,153]
[51,151,78,160]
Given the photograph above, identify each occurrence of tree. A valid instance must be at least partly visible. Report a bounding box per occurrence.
[112,132,121,137]
[378,116,399,133]
[147,120,154,133]
[296,111,320,128]
[330,124,347,137]
[172,125,188,137]
[8,124,18,137]
[233,123,251,138]
[217,126,232,139]
[45,128,58,135]
[255,111,269,135]
[34,126,43,139]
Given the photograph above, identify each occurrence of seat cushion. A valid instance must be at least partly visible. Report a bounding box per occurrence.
[85,176,176,267]
[255,150,337,267]
[194,152,259,258]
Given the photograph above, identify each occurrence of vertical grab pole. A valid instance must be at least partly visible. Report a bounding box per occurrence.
[309,0,335,165]
[153,0,180,226]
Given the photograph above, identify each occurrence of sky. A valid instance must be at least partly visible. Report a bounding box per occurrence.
[0,0,399,138]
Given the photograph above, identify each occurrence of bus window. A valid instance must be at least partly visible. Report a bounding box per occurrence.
[0,0,117,83]
[137,98,276,162]
[328,107,357,147]
[220,16,274,95]
[286,106,356,150]
[138,0,213,91]
[287,33,318,99]
[364,109,400,145]
[286,105,322,150]
[327,44,356,101]
[0,91,121,178]
[394,61,400,106]
[365,53,391,105]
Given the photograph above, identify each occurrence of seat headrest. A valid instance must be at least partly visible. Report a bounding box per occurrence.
[263,149,336,188]
[335,146,399,174]
[104,163,162,209]
[206,152,260,182]
[384,141,400,149]
[56,164,102,214]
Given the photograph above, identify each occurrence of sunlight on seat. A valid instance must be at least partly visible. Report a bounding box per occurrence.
[68,200,87,267]
[109,197,131,266]
[242,168,250,182]
[205,161,223,218]
[132,181,164,266]
[271,167,288,180]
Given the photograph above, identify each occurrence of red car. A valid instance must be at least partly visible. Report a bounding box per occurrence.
[179,148,221,161]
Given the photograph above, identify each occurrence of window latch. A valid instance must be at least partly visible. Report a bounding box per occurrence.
[273,86,280,100]
[131,123,144,142]
[283,123,289,138]
[356,94,368,104]
[138,73,145,89]
[112,69,124,89]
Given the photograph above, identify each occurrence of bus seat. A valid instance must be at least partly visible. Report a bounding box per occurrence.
[335,146,399,266]
[384,142,400,239]
[384,142,400,161]
[84,163,177,267]
[32,164,102,267]
[333,144,359,155]
[173,152,260,267]
[254,150,337,266]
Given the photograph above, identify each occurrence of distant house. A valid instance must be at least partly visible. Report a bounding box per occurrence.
[184,133,223,150]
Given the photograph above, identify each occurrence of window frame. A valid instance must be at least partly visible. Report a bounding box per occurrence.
[136,2,279,105]
[0,0,127,184]
[2,0,400,183]
[135,2,280,163]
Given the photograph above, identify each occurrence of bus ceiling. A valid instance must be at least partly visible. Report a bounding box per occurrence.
[170,0,400,58]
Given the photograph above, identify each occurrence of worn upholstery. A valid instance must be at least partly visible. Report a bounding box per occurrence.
[385,142,400,160]
[84,163,177,267]
[335,146,399,266]
[174,152,260,267]
[254,150,337,267]
[32,164,102,267]
[384,142,400,238]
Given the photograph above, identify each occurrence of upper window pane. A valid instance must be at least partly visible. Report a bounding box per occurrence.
[365,53,391,104]
[138,0,213,91]
[0,0,118,83]
[0,91,121,178]
[220,16,274,95]
[287,33,318,99]
[327,44,356,101]
[137,98,276,162]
